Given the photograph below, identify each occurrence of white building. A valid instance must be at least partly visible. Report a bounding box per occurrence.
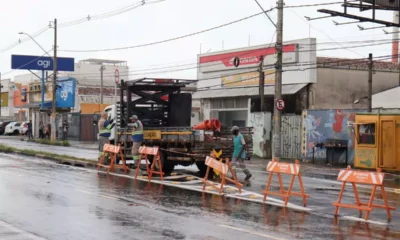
[372,86,400,109]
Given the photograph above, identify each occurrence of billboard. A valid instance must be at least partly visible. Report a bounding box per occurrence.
[199,44,298,73]
[11,55,75,71]
[221,70,275,87]
[56,78,76,108]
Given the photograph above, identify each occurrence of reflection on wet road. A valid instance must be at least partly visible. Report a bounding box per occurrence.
[0,153,399,239]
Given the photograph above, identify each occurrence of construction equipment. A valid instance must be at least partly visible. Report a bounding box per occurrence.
[109,78,253,175]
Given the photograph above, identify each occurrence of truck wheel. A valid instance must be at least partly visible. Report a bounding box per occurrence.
[160,151,175,175]
[196,161,214,179]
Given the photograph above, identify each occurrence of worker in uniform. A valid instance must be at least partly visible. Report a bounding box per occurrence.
[130,115,143,166]
[231,126,252,181]
[98,112,114,161]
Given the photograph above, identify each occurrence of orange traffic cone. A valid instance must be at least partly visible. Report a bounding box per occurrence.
[193,120,210,130]
[212,119,221,131]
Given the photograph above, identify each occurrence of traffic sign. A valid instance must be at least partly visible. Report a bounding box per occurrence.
[114,69,120,84]
[276,99,285,111]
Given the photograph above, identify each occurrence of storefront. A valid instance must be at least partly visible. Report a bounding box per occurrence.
[193,38,317,158]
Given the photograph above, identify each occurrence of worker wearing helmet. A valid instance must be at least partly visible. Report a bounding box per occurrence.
[231,126,252,181]
[130,115,143,165]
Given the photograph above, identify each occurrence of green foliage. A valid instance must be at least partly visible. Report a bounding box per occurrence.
[33,139,71,147]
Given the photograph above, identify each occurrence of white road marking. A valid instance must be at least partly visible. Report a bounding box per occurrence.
[219,224,286,240]
[0,220,47,240]
[340,216,388,226]
[77,190,120,200]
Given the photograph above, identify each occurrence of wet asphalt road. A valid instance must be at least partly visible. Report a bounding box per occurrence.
[1,153,400,240]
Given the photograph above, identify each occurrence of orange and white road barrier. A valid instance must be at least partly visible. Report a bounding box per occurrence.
[97,144,129,174]
[333,166,396,221]
[134,146,164,181]
[263,159,309,207]
[202,156,243,194]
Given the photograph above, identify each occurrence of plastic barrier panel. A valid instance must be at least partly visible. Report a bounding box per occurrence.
[97,143,129,174]
[135,146,164,181]
[202,156,242,194]
[263,159,309,207]
[333,166,396,221]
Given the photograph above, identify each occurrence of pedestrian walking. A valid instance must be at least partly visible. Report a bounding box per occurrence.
[27,120,34,140]
[46,123,51,139]
[62,120,69,140]
[39,121,45,139]
[98,112,114,161]
[231,126,252,181]
[130,115,143,166]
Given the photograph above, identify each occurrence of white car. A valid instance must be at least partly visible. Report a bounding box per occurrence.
[5,122,21,135]
[19,121,29,135]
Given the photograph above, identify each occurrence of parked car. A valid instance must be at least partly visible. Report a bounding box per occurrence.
[0,121,13,135]
[19,121,29,135]
[4,122,21,135]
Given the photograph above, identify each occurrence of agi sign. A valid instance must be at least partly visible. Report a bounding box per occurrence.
[11,55,75,71]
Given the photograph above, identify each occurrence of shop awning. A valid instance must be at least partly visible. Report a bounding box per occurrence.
[192,83,308,99]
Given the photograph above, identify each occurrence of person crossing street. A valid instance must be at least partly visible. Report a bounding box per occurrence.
[231,126,252,181]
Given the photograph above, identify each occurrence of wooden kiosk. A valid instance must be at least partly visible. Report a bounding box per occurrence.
[354,112,400,171]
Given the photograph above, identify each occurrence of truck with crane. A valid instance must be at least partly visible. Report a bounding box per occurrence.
[104,78,253,175]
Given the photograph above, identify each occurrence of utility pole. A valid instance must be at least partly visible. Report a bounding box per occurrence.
[51,18,57,141]
[258,56,264,111]
[100,65,105,104]
[368,53,373,112]
[273,0,284,160]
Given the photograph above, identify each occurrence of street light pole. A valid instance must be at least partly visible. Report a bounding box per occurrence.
[51,19,57,141]
[18,32,51,57]
[18,32,51,110]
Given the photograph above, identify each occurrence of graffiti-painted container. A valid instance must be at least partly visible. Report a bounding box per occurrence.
[355,112,400,171]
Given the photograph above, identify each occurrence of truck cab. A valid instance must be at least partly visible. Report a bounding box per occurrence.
[103,104,117,142]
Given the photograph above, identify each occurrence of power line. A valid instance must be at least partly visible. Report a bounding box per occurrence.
[195,53,400,91]
[59,7,277,53]
[63,39,398,79]
[64,36,395,78]
[0,25,50,54]
[0,0,163,53]
[58,0,164,28]
[285,1,358,8]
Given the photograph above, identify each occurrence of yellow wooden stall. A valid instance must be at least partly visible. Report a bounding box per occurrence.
[354,112,400,171]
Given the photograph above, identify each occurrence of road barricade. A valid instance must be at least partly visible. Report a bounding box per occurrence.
[97,143,129,174]
[134,145,164,181]
[263,159,309,207]
[333,166,396,221]
[202,156,243,194]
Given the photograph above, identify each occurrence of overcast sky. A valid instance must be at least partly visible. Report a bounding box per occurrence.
[0,0,395,81]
